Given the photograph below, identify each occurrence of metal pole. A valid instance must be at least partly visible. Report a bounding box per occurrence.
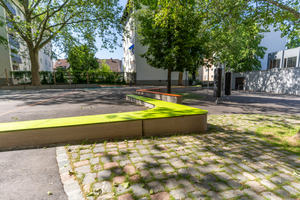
[53,71,56,85]
[223,61,226,97]
[207,67,209,94]
[185,70,188,86]
[5,69,9,85]
[69,70,71,85]
[87,71,89,84]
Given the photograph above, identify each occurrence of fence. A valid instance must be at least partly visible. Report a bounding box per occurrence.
[10,70,136,85]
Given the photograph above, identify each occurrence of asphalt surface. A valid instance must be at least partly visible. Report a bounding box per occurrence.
[1,87,300,200]
[0,87,147,123]
[0,147,67,200]
[186,89,300,116]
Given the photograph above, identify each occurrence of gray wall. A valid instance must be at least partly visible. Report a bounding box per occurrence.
[232,68,300,95]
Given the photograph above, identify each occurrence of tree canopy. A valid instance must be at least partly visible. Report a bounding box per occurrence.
[0,0,122,85]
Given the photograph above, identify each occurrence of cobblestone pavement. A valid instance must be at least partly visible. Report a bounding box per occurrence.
[56,115,300,200]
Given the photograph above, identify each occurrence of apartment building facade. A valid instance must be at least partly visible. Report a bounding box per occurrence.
[268,46,300,70]
[0,1,52,85]
[122,2,187,85]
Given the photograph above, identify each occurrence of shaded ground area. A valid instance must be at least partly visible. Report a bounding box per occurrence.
[58,114,300,200]
[185,89,300,116]
[0,87,149,123]
[0,147,67,200]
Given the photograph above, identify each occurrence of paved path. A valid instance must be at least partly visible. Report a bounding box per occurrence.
[185,90,300,116]
[0,147,67,200]
[58,119,300,200]
[0,87,148,123]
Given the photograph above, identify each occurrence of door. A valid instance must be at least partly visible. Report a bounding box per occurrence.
[235,77,245,90]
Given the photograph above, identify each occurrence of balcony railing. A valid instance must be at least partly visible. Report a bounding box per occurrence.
[9,35,20,49]
[11,53,22,63]
[5,1,16,15]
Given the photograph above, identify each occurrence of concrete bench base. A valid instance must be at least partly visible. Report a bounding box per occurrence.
[0,95,207,149]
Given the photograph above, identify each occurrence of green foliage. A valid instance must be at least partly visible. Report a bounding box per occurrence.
[0,0,122,85]
[55,68,68,84]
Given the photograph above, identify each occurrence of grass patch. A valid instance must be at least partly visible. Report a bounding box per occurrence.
[173,92,205,101]
[255,125,300,156]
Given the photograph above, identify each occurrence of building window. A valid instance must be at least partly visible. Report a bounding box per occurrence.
[270,59,280,69]
[58,62,61,64]
[211,75,214,78]
[211,68,214,71]
[204,75,208,80]
[13,65,19,71]
[287,57,297,68]
[45,60,47,66]
[205,68,208,72]
[40,58,42,64]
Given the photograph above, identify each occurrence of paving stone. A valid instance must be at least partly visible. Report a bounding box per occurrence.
[153,173,165,180]
[64,181,81,194]
[229,165,243,172]
[140,170,152,181]
[245,181,266,193]
[74,160,89,167]
[160,164,174,173]
[93,181,112,194]
[129,174,140,182]
[170,189,187,200]
[112,155,127,162]
[220,189,243,199]
[171,160,186,168]
[291,182,300,191]
[258,168,272,176]
[282,185,299,195]
[104,162,119,169]
[123,165,136,175]
[149,167,162,175]
[120,160,131,167]
[101,156,111,163]
[82,173,96,184]
[187,167,201,176]
[275,189,290,197]
[215,172,232,181]
[178,179,196,192]
[89,157,100,165]
[202,174,216,183]
[211,182,229,191]
[270,176,287,184]
[115,185,130,195]
[80,153,92,161]
[113,176,126,184]
[206,191,223,200]
[202,157,215,164]
[262,192,282,200]
[242,189,265,200]
[191,191,205,200]
[197,164,220,173]
[260,179,277,190]
[242,172,256,180]
[177,168,190,177]
[251,172,265,179]
[131,184,149,197]
[93,164,102,171]
[235,174,248,182]
[163,178,179,190]
[117,193,134,200]
[58,160,70,169]
[147,181,165,193]
[97,170,112,180]
[278,173,295,181]
[227,179,242,189]
[75,165,91,174]
[135,162,148,170]
[68,189,84,200]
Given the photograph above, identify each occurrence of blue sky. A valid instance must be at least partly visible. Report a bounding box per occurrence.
[94,0,128,60]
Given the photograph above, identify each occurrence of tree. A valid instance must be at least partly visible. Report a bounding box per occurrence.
[0,0,122,85]
[99,60,112,73]
[67,44,98,83]
[131,0,209,93]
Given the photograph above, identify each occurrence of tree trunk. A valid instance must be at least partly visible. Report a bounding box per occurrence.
[29,50,41,86]
[178,72,183,85]
[192,70,196,80]
[167,67,172,94]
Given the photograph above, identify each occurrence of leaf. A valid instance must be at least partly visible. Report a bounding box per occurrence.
[121,181,130,189]
[150,189,154,194]
[47,191,53,196]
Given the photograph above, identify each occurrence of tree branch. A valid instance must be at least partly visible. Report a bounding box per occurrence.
[259,0,300,19]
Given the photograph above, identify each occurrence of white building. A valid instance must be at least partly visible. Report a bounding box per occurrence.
[0,1,52,85]
[122,2,187,85]
[259,26,287,70]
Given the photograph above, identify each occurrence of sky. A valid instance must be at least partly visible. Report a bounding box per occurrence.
[94,0,128,61]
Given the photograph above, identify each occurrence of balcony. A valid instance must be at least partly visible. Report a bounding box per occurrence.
[5,1,16,15]
[11,53,22,64]
[9,35,20,49]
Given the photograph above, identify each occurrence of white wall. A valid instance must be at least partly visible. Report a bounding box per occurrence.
[259,27,287,70]
[232,68,300,95]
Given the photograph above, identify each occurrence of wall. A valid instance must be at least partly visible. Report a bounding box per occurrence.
[232,68,300,95]
[134,32,187,85]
